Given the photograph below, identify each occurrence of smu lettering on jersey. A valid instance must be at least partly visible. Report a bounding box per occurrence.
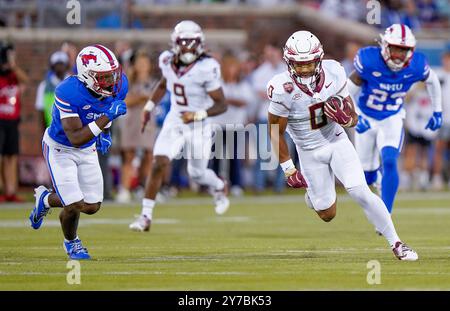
[48,73,128,148]
[158,50,221,120]
[268,60,349,150]
[354,46,429,120]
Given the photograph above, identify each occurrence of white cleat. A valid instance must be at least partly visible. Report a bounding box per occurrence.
[212,181,230,215]
[392,241,418,261]
[129,215,151,232]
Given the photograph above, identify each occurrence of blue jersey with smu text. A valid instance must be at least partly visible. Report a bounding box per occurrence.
[48,74,128,148]
[354,46,430,120]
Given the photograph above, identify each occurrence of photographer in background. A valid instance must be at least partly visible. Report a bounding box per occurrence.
[0,41,28,203]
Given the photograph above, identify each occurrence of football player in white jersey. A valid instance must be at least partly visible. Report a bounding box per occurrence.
[129,20,229,232]
[267,31,418,260]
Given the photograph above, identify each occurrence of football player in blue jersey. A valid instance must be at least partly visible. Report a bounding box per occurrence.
[348,24,442,215]
[29,44,128,259]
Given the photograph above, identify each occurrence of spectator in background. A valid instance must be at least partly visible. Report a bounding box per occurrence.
[431,51,450,190]
[61,41,78,74]
[116,49,157,203]
[251,42,287,193]
[114,40,133,72]
[416,0,440,27]
[401,83,436,191]
[35,51,70,132]
[210,53,253,196]
[0,41,28,203]
[320,0,366,22]
[341,41,361,76]
[381,0,421,30]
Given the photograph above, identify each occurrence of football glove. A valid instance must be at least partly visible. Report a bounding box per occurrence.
[323,96,353,127]
[285,168,308,188]
[355,115,371,134]
[425,111,442,131]
[96,132,112,155]
[105,100,127,121]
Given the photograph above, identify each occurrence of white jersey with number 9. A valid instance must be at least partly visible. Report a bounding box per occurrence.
[159,50,222,118]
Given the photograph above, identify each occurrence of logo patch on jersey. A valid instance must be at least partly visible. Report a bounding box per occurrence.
[82,105,91,110]
[86,112,105,120]
[325,82,332,88]
[81,54,97,66]
[292,93,302,100]
[372,71,382,77]
[404,74,413,78]
[283,82,294,94]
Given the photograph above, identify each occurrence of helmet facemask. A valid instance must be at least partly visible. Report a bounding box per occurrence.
[285,54,323,90]
[173,37,203,65]
[381,41,414,71]
[88,65,122,97]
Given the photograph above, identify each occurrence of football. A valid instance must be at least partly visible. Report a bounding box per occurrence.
[324,95,352,114]
[323,95,354,126]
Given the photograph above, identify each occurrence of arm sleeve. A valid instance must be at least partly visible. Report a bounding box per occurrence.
[204,60,222,92]
[35,81,45,110]
[424,68,442,112]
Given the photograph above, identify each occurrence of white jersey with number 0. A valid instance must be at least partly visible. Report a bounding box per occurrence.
[267,59,349,150]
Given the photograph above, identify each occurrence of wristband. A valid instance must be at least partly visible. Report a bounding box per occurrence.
[88,121,103,137]
[194,110,208,121]
[144,100,155,112]
[280,159,295,172]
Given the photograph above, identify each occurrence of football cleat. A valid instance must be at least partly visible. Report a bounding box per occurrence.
[212,180,230,215]
[129,214,151,232]
[392,241,418,261]
[29,186,51,230]
[63,238,91,260]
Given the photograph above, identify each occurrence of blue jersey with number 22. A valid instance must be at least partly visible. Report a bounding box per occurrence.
[354,46,429,120]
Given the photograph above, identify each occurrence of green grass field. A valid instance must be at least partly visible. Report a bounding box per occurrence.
[1,191,449,290]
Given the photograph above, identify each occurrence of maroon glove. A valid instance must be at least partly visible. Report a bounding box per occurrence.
[324,96,353,127]
[286,170,308,188]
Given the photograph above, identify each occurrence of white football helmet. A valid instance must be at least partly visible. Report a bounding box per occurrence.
[171,20,205,65]
[379,24,416,71]
[283,31,324,89]
[76,44,122,97]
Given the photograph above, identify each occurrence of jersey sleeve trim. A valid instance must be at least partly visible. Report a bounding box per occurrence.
[354,53,364,74]
[59,110,79,119]
[54,95,74,113]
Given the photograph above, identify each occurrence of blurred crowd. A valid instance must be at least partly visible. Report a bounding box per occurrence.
[0,0,449,30]
[1,37,450,204]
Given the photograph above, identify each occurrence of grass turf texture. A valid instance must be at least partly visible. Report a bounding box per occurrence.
[0,191,449,290]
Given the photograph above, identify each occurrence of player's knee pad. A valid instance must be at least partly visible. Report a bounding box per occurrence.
[187,165,204,182]
[381,146,399,171]
[364,170,378,185]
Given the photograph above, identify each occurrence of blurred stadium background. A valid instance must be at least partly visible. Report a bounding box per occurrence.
[0,0,450,290]
[0,0,449,200]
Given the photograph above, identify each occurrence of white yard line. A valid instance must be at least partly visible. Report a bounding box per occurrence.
[2,191,450,209]
[0,218,180,228]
